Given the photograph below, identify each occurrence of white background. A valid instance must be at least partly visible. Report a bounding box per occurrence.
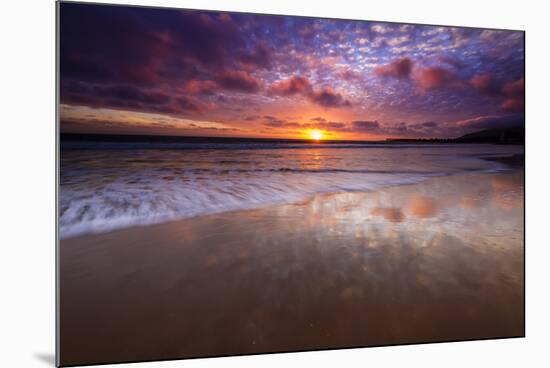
[1,0,549,367]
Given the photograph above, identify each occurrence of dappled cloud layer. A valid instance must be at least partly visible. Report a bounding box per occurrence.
[59,3,524,140]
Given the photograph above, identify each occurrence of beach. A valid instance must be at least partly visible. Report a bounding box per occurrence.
[59,164,524,365]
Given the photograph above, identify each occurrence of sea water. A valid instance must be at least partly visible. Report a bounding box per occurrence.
[59,137,523,239]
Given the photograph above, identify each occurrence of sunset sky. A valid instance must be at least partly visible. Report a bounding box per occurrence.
[59,2,525,140]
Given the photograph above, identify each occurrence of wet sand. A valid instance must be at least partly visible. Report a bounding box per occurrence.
[59,169,524,366]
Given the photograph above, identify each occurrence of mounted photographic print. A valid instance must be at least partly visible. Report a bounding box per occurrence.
[57,1,525,366]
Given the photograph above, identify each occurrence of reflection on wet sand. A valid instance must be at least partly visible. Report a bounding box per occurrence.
[60,170,524,365]
[406,195,438,218]
[371,207,405,222]
[491,176,524,211]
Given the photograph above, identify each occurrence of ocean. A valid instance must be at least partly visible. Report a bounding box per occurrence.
[59,135,523,239]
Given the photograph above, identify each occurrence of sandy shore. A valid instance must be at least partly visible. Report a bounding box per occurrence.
[59,168,524,365]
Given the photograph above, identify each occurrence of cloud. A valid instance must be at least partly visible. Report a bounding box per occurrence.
[374,59,466,91]
[309,87,352,108]
[268,76,312,96]
[102,85,171,105]
[239,44,272,70]
[374,57,413,79]
[414,66,459,90]
[351,120,380,131]
[262,115,299,128]
[356,120,441,137]
[61,82,204,114]
[269,76,351,108]
[173,96,202,112]
[262,116,345,131]
[262,112,523,138]
[61,55,113,84]
[387,35,410,47]
[421,121,438,128]
[469,74,501,96]
[469,75,524,113]
[159,11,243,69]
[183,80,218,95]
[60,5,244,84]
[59,115,241,136]
[59,5,274,115]
[263,115,346,131]
[185,71,263,95]
[393,122,409,132]
[310,117,327,122]
[214,71,262,93]
[59,5,264,117]
[371,24,391,34]
[338,69,363,81]
[501,99,524,113]
[501,78,524,113]
[318,121,347,130]
[449,27,479,48]
[60,5,166,85]
[438,55,465,70]
[382,121,446,137]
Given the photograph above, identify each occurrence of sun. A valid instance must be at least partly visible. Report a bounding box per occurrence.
[309,129,324,141]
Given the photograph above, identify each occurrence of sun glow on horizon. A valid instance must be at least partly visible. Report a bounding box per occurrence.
[308,129,324,141]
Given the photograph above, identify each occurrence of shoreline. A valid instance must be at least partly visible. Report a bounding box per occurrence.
[60,168,524,365]
[60,153,523,240]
